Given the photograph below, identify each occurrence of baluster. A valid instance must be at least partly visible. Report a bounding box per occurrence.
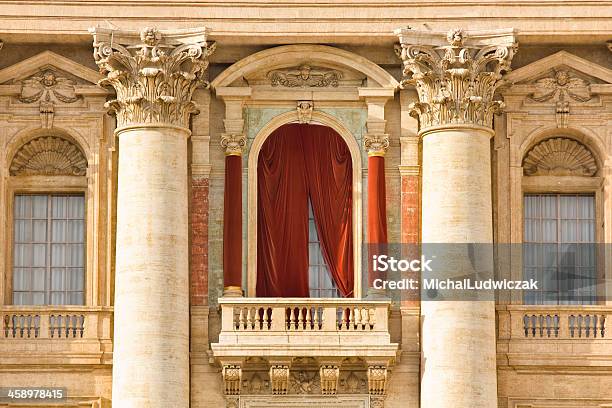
[601,315,606,338]
[78,315,85,338]
[18,315,25,338]
[553,315,559,337]
[585,315,592,338]
[545,315,551,337]
[350,307,356,330]
[34,315,40,338]
[297,307,304,330]
[247,308,254,330]
[530,315,536,337]
[360,307,369,330]
[238,308,245,330]
[305,307,312,330]
[577,315,583,338]
[569,315,576,337]
[368,308,376,330]
[3,315,8,338]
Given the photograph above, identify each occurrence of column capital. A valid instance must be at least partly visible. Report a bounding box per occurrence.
[221,133,246,156]
[364,134,389,157]
[90,27,215,129]
[395,28,517,132]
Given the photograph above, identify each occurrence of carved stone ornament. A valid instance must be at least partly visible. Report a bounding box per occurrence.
[296,100,314,124]
[364,134,389,157]
[18,69,80,129]
[90,27,215,129]
[221,133,247,156]
[269,365,290,395]
[522,137,597,177]
[289,370,321,395]
[367,365,387,395]
[319,365,340,395]
[370,395,386,408]
[10,136,87,176]
[395,28,517,131]
[268,65,343,87]
[222,364,242,395]
[529,70,592,103]
[225,396,239,408]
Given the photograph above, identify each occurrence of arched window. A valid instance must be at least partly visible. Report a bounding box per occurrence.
[8,135,88,305]
[522,137,600,305]
[256,123,353,298]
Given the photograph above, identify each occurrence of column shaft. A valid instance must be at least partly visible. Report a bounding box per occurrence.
[114,126,190,408]
[223,154,243,295]
[420,126,497,408]
[367,154,388,287]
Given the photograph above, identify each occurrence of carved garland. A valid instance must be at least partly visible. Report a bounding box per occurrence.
[522,137,597,177]
[9,136,87,176]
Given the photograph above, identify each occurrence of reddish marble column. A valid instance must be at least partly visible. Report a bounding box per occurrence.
[223,154,243,296]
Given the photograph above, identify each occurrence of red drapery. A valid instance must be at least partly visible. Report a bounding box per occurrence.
[257,124,353,297]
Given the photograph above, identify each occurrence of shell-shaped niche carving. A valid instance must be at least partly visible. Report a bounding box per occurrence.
[523,137,597,177]
[10,136,87,176]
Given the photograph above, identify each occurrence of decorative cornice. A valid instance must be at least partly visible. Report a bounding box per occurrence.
[90,27,215,129]
[10,136,87,176]
[395,28,517,132]
[267,64,342,88]
[364,134,389,157]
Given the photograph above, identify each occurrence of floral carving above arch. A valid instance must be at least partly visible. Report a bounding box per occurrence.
[9,135,87,176]
[522,137,597,177]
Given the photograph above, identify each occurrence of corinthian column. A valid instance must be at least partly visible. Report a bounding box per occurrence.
[90,27,215,408]
[395,28,516,408]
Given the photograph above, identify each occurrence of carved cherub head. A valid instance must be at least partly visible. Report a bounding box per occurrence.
[298,65,312,80]
[447,28,466,46]
[41,70,57,87]
[555,70,570,87]
[140,27,162,46]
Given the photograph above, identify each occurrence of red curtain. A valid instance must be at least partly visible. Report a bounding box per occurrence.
[302,127,354,297]
[256,124,353,297]
[257,126,310,297]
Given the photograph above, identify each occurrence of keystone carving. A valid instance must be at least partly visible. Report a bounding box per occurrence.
[296,100,314,124]
[395,28,517,131]
[90,27,215,128]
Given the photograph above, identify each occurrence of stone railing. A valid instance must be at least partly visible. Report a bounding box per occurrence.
[0,306,113,365]
[498,305,610,340]
[212,298,398,360]
[497,305,612,367]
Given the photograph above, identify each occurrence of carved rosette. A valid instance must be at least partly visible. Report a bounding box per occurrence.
[364,134,390,157]
[395,28,517,131]
[90,27,215,129]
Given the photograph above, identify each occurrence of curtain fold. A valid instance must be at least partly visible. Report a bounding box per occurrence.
[302,127,354,297]
[257,126,310,297]
[256,123,354,297]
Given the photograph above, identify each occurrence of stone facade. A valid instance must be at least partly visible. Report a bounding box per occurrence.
[0,2,610,408]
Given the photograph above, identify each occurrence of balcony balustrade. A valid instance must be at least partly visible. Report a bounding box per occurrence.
[497,305,612,367]
[0,306,113,365]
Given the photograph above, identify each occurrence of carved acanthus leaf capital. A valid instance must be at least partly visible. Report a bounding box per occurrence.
[90,27,215,129]
[221,133,246,156]
[395,28,517,131]
[364,134,389,157]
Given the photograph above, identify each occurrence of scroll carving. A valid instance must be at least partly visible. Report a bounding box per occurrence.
[268,65,342,88]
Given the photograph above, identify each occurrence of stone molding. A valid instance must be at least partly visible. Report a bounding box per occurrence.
[90,26,215,129]
[395,28,517,132]
[9,135,88,176]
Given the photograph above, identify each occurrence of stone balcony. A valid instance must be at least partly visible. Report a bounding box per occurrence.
[211,298,399,400]
[0,306,113,365]
[497,305,611,367]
